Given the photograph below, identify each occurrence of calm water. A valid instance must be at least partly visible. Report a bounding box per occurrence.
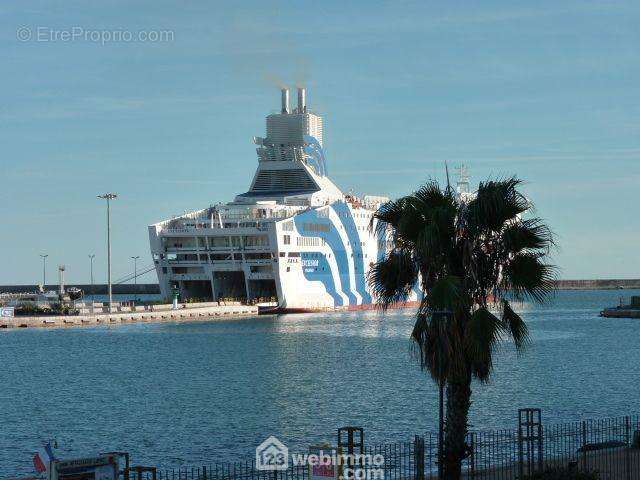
[1,289,639,476]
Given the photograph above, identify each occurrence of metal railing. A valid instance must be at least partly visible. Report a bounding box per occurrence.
[128,413,640,480]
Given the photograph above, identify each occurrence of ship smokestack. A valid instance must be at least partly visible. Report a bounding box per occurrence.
[281,88,290,114]
[297,87,306,113]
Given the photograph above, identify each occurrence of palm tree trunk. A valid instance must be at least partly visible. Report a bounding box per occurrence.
[442,372,472,480]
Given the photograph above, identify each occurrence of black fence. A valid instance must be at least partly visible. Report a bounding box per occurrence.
[126,413,640,480]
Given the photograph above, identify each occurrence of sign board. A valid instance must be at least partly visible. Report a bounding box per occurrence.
[51,455,118,480]
[0,307,14,318]
[308,445,340,480]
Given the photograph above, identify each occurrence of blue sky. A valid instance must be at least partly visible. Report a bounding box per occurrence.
[1,0,639,285]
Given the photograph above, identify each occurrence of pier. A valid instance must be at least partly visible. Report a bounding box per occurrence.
[0,301,259,329]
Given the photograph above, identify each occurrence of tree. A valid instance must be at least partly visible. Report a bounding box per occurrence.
[368,177,556,479]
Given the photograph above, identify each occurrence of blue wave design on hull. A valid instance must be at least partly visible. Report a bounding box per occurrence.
[300,252,343,306]
[330,202,372,304]
[293,209,357,305]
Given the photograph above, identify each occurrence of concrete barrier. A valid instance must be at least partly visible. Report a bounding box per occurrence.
[0,304,260,329]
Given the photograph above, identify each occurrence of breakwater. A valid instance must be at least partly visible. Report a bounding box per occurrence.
[0,283,160,295]
[555,279,640,290]
[0,302,259,329]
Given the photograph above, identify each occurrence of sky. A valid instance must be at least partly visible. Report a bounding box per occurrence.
[1,0,639,285]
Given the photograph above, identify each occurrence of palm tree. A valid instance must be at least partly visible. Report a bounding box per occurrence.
[368,177,556,480]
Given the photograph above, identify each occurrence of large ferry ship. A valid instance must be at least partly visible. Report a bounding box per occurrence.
[148,88,419,311]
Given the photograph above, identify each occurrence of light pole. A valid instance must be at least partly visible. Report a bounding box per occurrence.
[98,193,117,312]
[88,254,95,309]
[39,254,48,289]
[131,255,140,304]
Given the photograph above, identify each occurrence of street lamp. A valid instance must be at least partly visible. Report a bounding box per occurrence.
[131,255,140,304]
[88,254,95,309]
[98,193,117,312]
[39,254,48,289]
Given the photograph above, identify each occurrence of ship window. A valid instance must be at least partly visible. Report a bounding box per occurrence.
[286,267,290,272]
[283,235,291,245]
[243,235,269,247]
[209,237,229,248]
[303,222,330,233]
[279,252,286,257]
[297,237,320,247]
[250,265,273,273]
[288,252,300,257]
[251,168,317,192]
[211,253,233,261]
[245,253,272,260]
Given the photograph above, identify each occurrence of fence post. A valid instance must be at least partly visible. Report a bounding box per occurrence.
[626,416,631,480]
[468,433,475,479]
[414,435,424,480]
[581,421,587,472]
[518,421,524,479]
[538,423,544,473]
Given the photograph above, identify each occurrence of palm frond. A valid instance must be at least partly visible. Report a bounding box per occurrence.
[503,252,557,303]
[466,177,530,233]
[464,308,504,382]
[370,197,406,238]
[427,275,463,312]
[411,303,453,383]
[388,181,458,247]
[501,300,530,350]
[502,218,555,254]
[368,248,418,309]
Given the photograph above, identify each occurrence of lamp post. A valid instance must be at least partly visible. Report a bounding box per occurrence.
[131,255,140,304]
[39,254,48,289]
[98,193,117,312]
[88,254,95,311]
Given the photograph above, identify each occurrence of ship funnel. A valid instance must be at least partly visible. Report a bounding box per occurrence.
[297,87,306,113]
[281,88,290,114]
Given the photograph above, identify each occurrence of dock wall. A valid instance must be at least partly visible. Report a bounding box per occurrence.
[0,303,259,329]
[554,279,640,290]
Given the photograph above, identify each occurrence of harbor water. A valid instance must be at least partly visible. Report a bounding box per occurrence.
[0,289,638,477]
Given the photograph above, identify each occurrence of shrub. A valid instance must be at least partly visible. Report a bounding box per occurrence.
[15,303,79,316]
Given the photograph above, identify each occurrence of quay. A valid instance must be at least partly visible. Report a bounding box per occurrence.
[0,301,259,329]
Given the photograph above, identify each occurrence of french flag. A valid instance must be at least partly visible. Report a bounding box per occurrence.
[33,443,55,474]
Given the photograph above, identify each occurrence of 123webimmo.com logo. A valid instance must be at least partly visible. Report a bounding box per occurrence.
[256,436,385,479]
[256,436,289,471]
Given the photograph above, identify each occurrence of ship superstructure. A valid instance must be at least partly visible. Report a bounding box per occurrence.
[148,88,417,310]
